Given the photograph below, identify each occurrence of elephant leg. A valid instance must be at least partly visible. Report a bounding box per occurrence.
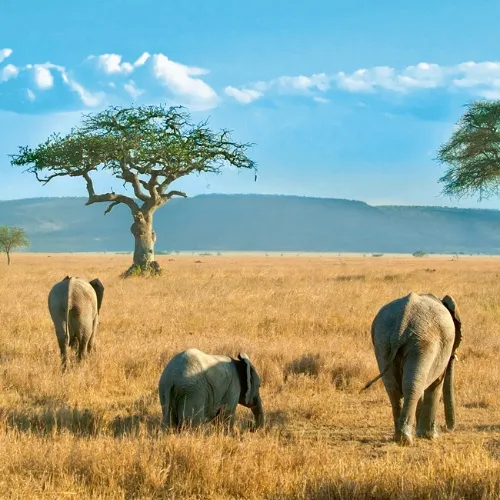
[397,362,427,446]
[56,332,69,371]
[78,338,90,362]
[177,398,206,430]
[52,317,69,371]
[212,406,236,434]
[380,365,403,441]
[415,394,424,428]
[72,314,93,362]
[87,316,98,354]
[416,375,445,439]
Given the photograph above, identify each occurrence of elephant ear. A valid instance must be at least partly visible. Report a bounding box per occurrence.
[442,295,462,352]
[237,353,256,406]
[89,279,104,312]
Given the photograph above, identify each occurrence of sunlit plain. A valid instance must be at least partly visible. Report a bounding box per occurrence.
[1,253,500,499]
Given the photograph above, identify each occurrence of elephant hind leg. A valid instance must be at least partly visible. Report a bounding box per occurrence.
[397,364,428,446]
[56,332,69,371]
[177,398,206,431]
[416,375,445,440]
[71,312,93,362]
[380,364,403,442]
[87,316,98,354]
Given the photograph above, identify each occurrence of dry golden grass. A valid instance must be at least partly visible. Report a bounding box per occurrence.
[1,253,500,499]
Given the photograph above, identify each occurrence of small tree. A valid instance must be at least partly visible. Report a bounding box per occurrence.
[412,249,426,257]
[10,104,256,277]
[0,226,30,265]
[436,100,500,200]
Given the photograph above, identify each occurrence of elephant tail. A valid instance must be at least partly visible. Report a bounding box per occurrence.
[65,278,72,347]
[159,380,173,429]
[360,344,402,392]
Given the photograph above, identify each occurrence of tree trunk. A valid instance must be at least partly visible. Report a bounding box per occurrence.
[6,251,10,266]
[123,211,162,277]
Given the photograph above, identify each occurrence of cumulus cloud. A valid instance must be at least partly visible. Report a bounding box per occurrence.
[224,86,262,104]
[33,64,54,89]
[152,53,218,110]
[0,64,19,82]
[90,52,151,75]
[0,48,13,64]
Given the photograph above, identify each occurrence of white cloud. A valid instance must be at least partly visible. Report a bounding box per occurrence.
[33,64,54,89]
[152,53,218,110]
[94,53,134,74]
[227,60,500,103]
[26,89,36,101]
[276,73,330,92]
[0,48,13,64]
[90,51,151,75]
[133,52,150,68]
[124,80,144,100]
[0,64,19,82]
[224,86,262,104]
[59,70,104,107]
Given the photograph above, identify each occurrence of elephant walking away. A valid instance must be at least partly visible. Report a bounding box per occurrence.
[363,292,462,446]
[158,348,265,432]
[48,275,104,370]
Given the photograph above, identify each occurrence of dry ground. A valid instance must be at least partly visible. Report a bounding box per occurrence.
[1,253,500,499]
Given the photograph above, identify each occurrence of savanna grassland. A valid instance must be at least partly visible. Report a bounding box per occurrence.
[1,253,500,499]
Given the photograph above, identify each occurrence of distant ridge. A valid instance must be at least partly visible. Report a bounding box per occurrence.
[1,194,500,254]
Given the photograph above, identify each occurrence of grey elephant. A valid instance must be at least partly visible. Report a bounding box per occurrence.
[158,348,265,432]
[48,275,104,370]
[363,292,462,446]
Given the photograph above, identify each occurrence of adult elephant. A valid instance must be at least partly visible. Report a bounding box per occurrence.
[48,275,104,370]
[158,348,265,432]
[363,292,462,446]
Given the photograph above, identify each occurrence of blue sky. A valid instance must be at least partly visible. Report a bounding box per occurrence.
[2,0,500,208]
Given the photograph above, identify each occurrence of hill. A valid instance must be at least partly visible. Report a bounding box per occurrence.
[1,194,500,254]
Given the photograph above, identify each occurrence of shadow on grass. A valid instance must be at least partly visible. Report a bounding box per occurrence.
[0,406,275,438]
[272,479,499,499]
[0,406,161,438]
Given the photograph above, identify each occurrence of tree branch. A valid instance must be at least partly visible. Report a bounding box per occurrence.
[165,190,187,200]
[83,172,140,214]
[116,160,150,202]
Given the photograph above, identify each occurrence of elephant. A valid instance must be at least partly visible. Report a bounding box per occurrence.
[158,348,265,432]
[362,292,462,446]
[48,275,104,370]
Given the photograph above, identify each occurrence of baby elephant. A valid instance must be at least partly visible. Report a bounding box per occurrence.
[158,348,265,432]
[363,292,462,446]
[48,275,104,370]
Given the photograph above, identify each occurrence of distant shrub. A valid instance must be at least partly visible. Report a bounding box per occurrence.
[412,249,427,257]
[372,253,384,257]
[284,354,323,379]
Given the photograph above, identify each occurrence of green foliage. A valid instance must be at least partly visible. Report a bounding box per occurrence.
[436,100,500,200]
[9,104,257,215]
[0,226,30,264]
[412,249,427,257]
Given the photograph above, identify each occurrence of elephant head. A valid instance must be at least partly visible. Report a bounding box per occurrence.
[440,295,462,431]
[236,353,264,429]
[89,279,104,312]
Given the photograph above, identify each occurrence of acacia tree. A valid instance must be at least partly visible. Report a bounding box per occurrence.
[11,104,256,276]
[436,100,500,200]
[0,226,30,265]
